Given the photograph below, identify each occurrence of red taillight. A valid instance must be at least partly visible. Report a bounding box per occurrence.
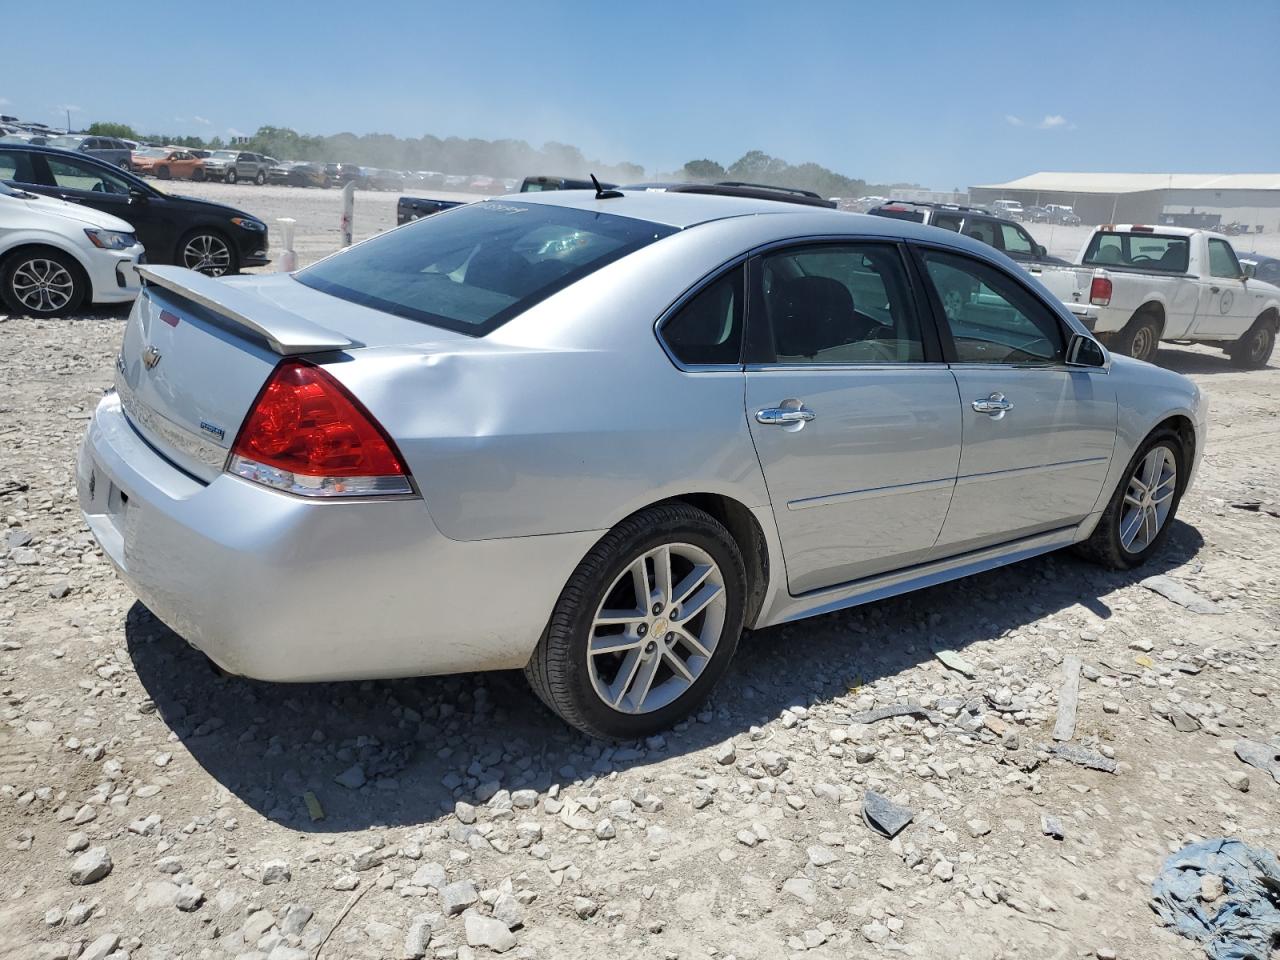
[227,360,412,497]
[1090,275,1113,306]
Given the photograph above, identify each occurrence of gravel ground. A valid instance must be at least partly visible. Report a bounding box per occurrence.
[1,185,1278,960]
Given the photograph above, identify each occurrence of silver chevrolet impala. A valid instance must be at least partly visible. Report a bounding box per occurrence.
[78,187,1207,738]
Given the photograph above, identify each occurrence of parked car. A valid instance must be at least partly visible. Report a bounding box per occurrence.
[202,150,271,185]
[46,135,133,170]
[1024,205,1052,223]
[867,201,1064,268]
[323,162,361,186]
[359,168,405,191]
[1036,225,1280,367]
[76,188,1205,738]
[991,199,1026,221]
[1045,204,1082,226]
[0,143,269,276]
[280,162,330,189]
[0,179,144,317]
[519,175,607,192]
[130,147,206,181]
[1237,252,1280,286]
[395,195,464,225]
[442,174,468,188]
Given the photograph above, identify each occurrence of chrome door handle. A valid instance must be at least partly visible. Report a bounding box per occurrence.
[1210,286,1220,293]
[756,407,816,425]
[971,392,1013,416]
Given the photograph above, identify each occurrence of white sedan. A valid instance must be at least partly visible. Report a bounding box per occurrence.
[0,180,144,316]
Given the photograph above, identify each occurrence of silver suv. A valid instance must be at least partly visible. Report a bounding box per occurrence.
[46,135,133,170]
[202,150,270,185]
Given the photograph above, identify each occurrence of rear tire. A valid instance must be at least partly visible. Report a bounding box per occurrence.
[192,167,205,182]
[525,503,747,739]
[1113,311,1162,363]
[1227,317,1276,369]
[1,248,87,318]
[1075,428,1185,570]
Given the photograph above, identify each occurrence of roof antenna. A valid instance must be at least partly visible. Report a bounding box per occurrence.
[591,174,623,200]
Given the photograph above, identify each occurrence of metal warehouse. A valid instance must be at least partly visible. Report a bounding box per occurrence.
[970,173,1280,231]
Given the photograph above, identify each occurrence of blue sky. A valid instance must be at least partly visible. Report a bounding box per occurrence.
[4,0,1278,188]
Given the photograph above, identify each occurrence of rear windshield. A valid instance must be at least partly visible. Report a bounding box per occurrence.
[297,201,677,335]
[1082,232,1190,273]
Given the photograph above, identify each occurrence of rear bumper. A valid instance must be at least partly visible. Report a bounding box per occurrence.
[77,393,600,681]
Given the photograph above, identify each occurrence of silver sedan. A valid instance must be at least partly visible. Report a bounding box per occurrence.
[77,189,1207,738]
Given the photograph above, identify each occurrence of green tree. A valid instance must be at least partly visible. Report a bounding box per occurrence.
[682,159,726,181]
[87,121,138,140]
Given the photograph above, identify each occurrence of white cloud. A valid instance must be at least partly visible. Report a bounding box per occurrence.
[193,115,211,126]
[226,127,245,137]
[1038,114,1068,129]
[1004,114,1024,127]
[0,97,10,106]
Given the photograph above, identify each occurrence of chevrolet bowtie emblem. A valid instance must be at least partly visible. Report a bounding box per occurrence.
[142,345,162,370]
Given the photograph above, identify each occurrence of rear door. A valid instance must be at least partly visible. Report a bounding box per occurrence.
[743,241,961,594]
[1193,237,1251,337]
[913,245,1116,555]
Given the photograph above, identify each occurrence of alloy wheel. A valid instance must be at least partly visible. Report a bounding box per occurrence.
[587,542,727,715]
[11,258,75,314]
[182,234,232,276]
[1120,446,1177,553]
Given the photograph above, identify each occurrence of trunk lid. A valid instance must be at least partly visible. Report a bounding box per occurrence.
[116,267,468,483]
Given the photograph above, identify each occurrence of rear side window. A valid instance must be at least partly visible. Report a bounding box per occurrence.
[1082,232,1189,272]
[659,266,744,366]
[0,149,38,183]
[298,201,677,336]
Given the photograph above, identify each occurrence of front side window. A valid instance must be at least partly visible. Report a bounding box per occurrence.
[920,249,1065,364]
[1207,238,1241,279]
[298,201,677,336]
[46,156,131,195]
[759,243,924,364]
[659,266,744,366]
[1000,223,1034,256]
[1082,232,1189,272]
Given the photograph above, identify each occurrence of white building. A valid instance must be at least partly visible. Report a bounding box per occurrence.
[970,173,1280,232]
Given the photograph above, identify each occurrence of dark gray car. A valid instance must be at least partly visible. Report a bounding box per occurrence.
[46,135,133,170]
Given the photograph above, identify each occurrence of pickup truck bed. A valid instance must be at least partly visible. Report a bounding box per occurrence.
[396,196,464,227]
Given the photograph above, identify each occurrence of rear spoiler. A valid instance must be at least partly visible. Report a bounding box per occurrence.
[137,265,356,355]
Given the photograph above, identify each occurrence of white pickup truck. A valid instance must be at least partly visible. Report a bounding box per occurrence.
[1037,225,1279,368]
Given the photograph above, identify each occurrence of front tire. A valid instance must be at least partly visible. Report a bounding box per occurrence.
[1227,317,1276,369]
[178,230,237,277]
[1113,311,1162,363]
[156,165,171,180]
[225,168,238,184]
[1075,428,1185,570]
[254,169,266,185]
[525,503,747,739]
[1,248,86,317]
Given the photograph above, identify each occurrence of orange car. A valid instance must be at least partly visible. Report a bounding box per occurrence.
[130,147,206,181]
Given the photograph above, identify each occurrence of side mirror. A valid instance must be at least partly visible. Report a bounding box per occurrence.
[1241,262,1255,280]
[128,188,149,204]
[1066,333,1106,367]
[1035,243,1048,258]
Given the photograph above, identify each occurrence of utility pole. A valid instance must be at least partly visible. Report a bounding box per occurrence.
[66,108,71,134]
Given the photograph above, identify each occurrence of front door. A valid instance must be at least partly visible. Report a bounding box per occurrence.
[744,242,961,594]
[914,246,1117,555]
[1193,237,1252,338]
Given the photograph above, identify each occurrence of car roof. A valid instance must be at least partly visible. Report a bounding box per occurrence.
[1108,224,1198,236]
[507,188,850,229]
[1237,251,1279,264]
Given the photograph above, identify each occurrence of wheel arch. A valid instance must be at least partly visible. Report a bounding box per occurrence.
[1131,299,1166,332]
[0,239,95,301]
[1256,305,1279,331]
[1153,413,1197,476]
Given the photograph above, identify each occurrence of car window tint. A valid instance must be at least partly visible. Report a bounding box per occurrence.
[760,244,925,364]
[932,214,963,232]
[1000,223,1033,255]
[46,156,131,195]
[1207,238,1241,279]
[660,266,744,366]
[962,219,998,248]
[0,149,38,183]
[921,249,1065,364]
[298,201,677,336]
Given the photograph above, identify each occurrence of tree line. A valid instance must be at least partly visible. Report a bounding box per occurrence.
[87,122,916,197]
